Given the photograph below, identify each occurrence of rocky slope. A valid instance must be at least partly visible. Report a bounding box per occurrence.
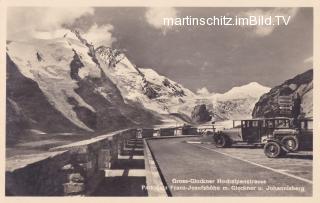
[252,69,313,118]
[6,34,137,139]
[6,29,273,144]
[6,30,197,143]
[6,54,84,145]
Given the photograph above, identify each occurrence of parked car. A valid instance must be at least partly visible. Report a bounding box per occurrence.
[264,118,313,158]
[212,117,292,148]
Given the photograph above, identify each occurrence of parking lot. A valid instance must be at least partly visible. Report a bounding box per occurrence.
[148,137,312,196]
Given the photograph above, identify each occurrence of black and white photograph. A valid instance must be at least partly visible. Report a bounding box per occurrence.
[3,2,316,199]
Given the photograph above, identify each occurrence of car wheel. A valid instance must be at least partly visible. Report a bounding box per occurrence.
[281,136,299,152]
[213,134,228,148]
[264,141,282,158]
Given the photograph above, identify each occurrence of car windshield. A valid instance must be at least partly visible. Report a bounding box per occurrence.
[264,119,290,128]
[300,120,313,130]
[275,119,290,128]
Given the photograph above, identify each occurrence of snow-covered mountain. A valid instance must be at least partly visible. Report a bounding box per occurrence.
[213,82,271,119]
[213,82,271,101]
[196,82,271,120]
[93,46,196,115]
[6,29,271,143]
[6,30,196,140]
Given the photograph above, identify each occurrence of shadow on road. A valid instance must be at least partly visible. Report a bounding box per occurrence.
[120,150,144,156]
[111,159,145,169]
[280,154,313,160]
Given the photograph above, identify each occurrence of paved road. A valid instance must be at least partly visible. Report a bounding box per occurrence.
[148,137,312,196]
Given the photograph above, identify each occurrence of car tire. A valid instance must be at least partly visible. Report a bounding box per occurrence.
[213,133,228,148]
[264,141,282,158]
[281,136,299,152]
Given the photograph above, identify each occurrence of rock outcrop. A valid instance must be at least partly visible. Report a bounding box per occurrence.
[252,69,313,118]
[191,104,212,123]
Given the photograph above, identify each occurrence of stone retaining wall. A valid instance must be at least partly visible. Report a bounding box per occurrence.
[6,126,199,196]
[5,128,137,196]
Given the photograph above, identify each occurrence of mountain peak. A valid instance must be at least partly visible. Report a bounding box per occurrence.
[246,81,261,86]
[218,82,270,100]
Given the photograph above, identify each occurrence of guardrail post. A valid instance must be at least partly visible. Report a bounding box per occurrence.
[62,143,106,196]
[117,133,125,156]
[61,146,94,195]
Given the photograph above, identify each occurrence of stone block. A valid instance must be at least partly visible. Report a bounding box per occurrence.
[61,164,74,171]
[98,149,112,170]
[118,140,125,155]
[79,161,96,178]
[68,173,84,183]
[69,146,89,154]
[79,161,93,170]
[74,153,91,163]
[63,182,85,195]
[89,142,103,151]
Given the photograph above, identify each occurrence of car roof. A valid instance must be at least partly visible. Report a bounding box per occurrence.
[300,117,313,121]
[233,117,292,122]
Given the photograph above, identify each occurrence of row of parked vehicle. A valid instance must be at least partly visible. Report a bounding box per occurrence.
[211,117,313,158]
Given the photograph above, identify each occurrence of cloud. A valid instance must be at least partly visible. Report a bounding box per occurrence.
[240,8,299,37]
[145,7,178,34]
[304,56,313,64]
[82,23,116,47]
[200,61,209,71]
[7,7,94,40]
[196,87,211,95]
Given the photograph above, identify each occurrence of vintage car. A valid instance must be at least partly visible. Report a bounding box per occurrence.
[212,117,291,147]
[263,118,313,158]
[212,117,313,158]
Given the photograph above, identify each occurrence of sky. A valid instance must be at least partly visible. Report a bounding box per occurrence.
[7,7,313,93]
